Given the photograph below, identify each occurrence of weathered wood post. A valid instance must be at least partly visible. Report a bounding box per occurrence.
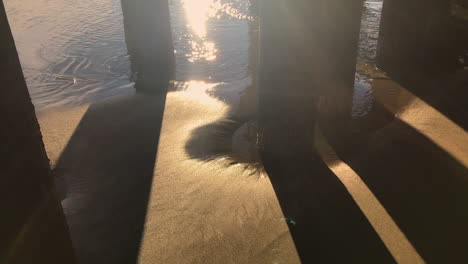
[0,2,75,263]
[120,0,174,93]
[258,0,364,155]
[377,0,457,78]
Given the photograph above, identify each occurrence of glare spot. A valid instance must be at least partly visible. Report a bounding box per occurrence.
[188,41,218,62]
[173,80,222,105]
[181,0,253,63]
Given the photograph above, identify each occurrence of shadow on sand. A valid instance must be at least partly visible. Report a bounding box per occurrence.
[53,93,167,264]
[184,116,263,175]
[325,70,468,262]
[51,0,174,262]
[381,68,468,131]
[258,117,396,263]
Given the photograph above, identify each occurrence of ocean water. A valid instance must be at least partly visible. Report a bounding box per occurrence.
[4,0,253,111]
[5,0,381,113]
[4,0,134,110]
[359,0,383,61]
[353,0,383,118]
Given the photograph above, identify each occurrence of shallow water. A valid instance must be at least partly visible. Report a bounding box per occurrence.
[352,73,375,118]
[6,0,381,113]
[5,0,253,111]
[4,0,134,110]
[359,0,383,61]
[170,0,253,109]
[353,0,383,118]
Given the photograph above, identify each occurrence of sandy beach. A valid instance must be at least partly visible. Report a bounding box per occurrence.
[38,83,301,263]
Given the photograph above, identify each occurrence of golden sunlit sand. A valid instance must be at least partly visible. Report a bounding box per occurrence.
[38,84,301,264]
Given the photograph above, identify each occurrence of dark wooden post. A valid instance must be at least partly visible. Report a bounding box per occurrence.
[258,0,364,154]
[0,1,75,263]
[377,0,457,78]
[120,0,174,94]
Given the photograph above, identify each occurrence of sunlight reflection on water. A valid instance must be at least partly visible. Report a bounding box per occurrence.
[170,0,253,106]
[6,0,381,116]
[5,0,253,110]
[180,0,253,63]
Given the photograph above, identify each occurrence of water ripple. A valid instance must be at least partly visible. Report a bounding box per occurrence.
[4,0,133,110]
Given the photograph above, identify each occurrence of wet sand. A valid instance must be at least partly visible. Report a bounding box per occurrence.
[38,87,301,264]
[36,68,468,264]
[327,64,468,262]
[36,73,435,263]
[137,88,299,264]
